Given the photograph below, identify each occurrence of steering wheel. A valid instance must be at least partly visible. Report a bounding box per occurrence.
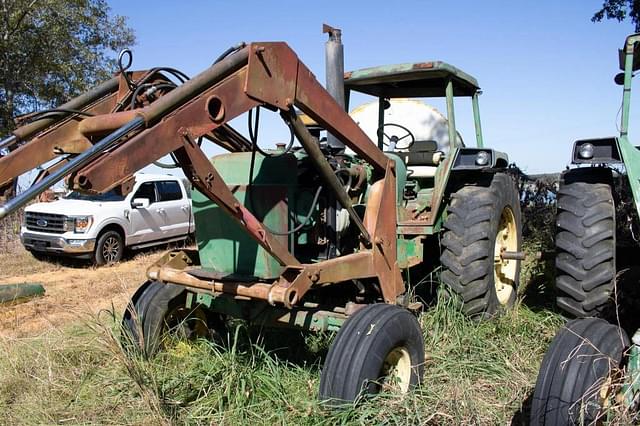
[377,123,415,150]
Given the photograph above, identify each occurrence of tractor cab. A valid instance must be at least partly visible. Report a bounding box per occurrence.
[344,61,486,180]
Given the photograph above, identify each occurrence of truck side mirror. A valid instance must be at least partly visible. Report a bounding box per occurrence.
[131,198,150,209]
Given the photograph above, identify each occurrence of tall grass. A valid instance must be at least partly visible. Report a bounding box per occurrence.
[0,296,563,425]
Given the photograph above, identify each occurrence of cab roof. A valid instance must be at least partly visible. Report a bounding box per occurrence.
[344,61,480,98]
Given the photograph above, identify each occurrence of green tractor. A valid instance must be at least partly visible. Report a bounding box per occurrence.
[531,33,640,424]
[0,30,522,404]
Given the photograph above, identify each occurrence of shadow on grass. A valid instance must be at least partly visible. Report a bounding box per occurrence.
[231,325,329,370]
[518,252,557,314]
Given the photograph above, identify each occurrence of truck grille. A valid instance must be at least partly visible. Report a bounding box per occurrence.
[25,212,66,234]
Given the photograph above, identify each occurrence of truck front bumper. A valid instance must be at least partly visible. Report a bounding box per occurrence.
[20,231,95,256]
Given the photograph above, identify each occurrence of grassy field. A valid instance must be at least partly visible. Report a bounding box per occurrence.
[0,236,568,425]
[0,299,563,425]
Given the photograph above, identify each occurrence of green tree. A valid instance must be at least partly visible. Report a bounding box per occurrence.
[593,0,640,31]
[0,0,135,133]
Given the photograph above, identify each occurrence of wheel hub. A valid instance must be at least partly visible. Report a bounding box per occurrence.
[165,305,210,342]
[381,347,412,393]
[102,236,120,263]
[493,206,518,305]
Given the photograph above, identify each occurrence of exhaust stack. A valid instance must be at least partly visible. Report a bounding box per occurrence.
[323,23,346,151]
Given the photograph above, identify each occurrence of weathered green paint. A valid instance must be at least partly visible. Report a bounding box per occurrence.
[445,79,457,151]
[385,153,407,205]
[428,145,460,227]
[396,236,423,268]
[189,290,346,332]
[192,152,296,279]
[344,61,480,98]
[617,34,640,220]
[623,330,640,407]
[472,92,484,148]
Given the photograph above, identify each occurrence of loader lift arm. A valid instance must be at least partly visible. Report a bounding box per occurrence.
[0,42,404,306]
[0,62,251,200]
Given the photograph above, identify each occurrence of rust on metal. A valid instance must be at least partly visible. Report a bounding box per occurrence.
[412,62,435,70]
[78,109,141,136]
[72,68,256,192]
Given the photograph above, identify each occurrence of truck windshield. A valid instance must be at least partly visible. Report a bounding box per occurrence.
[64,190,125,202]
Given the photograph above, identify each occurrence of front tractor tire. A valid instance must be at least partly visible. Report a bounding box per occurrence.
[319,304,424,405]
[530,318,629,425]
[440,173,522,318]
[555,180,615,318]
[121,281,217,358]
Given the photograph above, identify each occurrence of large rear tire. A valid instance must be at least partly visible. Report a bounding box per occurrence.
[530,318,628,425]
[555,180,615,318]
[318,304,424,405]
[440,173,522,318]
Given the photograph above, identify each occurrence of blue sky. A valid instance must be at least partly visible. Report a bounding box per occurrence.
[108,0,639,174]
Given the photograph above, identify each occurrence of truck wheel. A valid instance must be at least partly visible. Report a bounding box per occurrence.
[94,230,124,266]
[121,281,219,358]
[530,318,628,425]
[555,181,615,318]
[318,304,424,406]
[440,173,522,318]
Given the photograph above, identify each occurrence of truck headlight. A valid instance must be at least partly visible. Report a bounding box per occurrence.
[66,216,93,233]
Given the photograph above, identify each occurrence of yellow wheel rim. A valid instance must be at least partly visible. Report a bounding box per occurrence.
[165,305,210,340]
[381,347,412,393]
[493,206,518,305]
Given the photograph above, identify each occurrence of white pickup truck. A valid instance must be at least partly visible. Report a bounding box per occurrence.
[20,174,194,265]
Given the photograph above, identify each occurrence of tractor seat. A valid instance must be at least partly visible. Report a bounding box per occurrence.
[391,140,444,178]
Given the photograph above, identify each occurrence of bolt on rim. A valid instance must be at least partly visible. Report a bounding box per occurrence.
[493,206,517,305]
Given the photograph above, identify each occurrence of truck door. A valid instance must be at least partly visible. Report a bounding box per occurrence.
[155,180,191,237]
[128,181,162,244]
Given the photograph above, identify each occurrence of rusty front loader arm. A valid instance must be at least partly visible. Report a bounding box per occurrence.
[0,65,251,201]
[0,42,403,305]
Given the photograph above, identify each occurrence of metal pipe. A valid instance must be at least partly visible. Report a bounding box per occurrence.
[286,110,371,243]
[138,47,249,126]
[620,36,639,137]
[377,97,385,150]
[7,77,120,147]
[0,135,17,151]
[472,92,484,148]
[445,79,457,149]
[323,24,346,151]
[0,117,145,219]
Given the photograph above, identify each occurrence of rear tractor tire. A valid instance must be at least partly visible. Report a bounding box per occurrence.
[555,180,616,318]
[318,304,424,406]
[440,173,522,319]
[121,281,223,358]
[530,318,629,425]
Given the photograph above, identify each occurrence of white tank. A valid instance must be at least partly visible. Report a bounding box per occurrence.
[347,98,462,155]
